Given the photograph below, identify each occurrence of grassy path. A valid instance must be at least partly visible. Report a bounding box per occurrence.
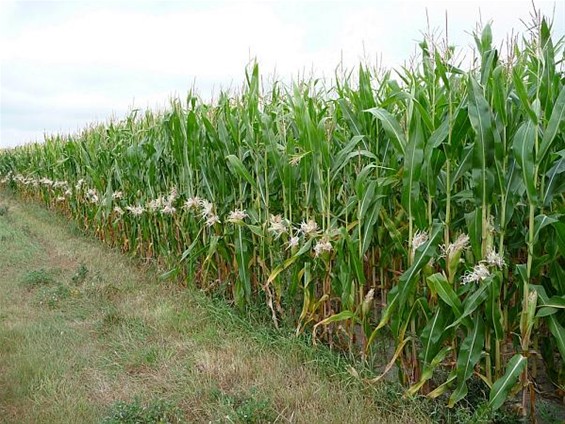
[0,192,427,424]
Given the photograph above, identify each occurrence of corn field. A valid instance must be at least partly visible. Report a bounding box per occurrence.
[1,16,564,415]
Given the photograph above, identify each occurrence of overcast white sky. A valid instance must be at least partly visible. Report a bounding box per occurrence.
[0,0,563,148]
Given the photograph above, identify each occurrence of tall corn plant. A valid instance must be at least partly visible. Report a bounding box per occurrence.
[0,13,563,414]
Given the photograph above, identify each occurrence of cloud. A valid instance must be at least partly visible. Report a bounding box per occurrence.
[0,3,303,145]
[3,3,308,76]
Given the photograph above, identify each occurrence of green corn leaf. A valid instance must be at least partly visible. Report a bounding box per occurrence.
[539,85,565,165]
[296,262,313,333]
[402,118,425,226]
[533,214,559,245]
[487,273,504,340]
[428,118,450,149]
[532,284,553,305]
[354,164,378,193]
[225,154,259,192]
[247,224,264,237]
[531,285,565,359]
[330,135,366,177]
[159,267,179,281]
[359,184,381,254]
[366,286,399,349]
[449,316,485,407]
[536,307,558,318]
[547,316,565,360]
[420,308,450,366]
[202,235,220,266]
[315,310,360,330]
[428,372,457,399]
[543,150,565,206]
[480,24,492,51]
[267,239,313,284]
[358,180,376,218]
[554,222,565,257]
[408,346,452,396]
[488,354,527,411]
[452,145,474,187]
[180,231,204,262]
[516,264,528,284]
[403,224,443,285]
[450,382,467,408]
[465,208,483,261]
[512,121,537,204]
[512,68,538,124]
[235,227,251,307]
[447,278,491,330]
[468,77,496,200]
[346,236,366,286]
[365,107,407,155]
[427,273,464,318]
[397,224,442,313]
[545,296,565,309]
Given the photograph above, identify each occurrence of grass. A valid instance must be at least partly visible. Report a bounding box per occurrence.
[102,398,184,424]
[20,269,55,287]
[0,191,431,423]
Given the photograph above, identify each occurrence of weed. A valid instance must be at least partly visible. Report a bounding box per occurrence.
[211,388,277,423]
[36,283,70,308]
[420,374,523,423]
[21,269,55,287]
[71,263,89,285]
[536,398,565,424]
[101,307,124,328]
[102,398,184,424]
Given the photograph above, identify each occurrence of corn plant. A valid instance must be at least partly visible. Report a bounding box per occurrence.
[1,12,563,416]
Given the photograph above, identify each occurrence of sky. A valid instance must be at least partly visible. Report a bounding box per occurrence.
[0,0,563,148]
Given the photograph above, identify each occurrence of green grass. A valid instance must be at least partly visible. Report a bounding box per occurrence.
[20,269,55,287]
[102,398,184,424]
